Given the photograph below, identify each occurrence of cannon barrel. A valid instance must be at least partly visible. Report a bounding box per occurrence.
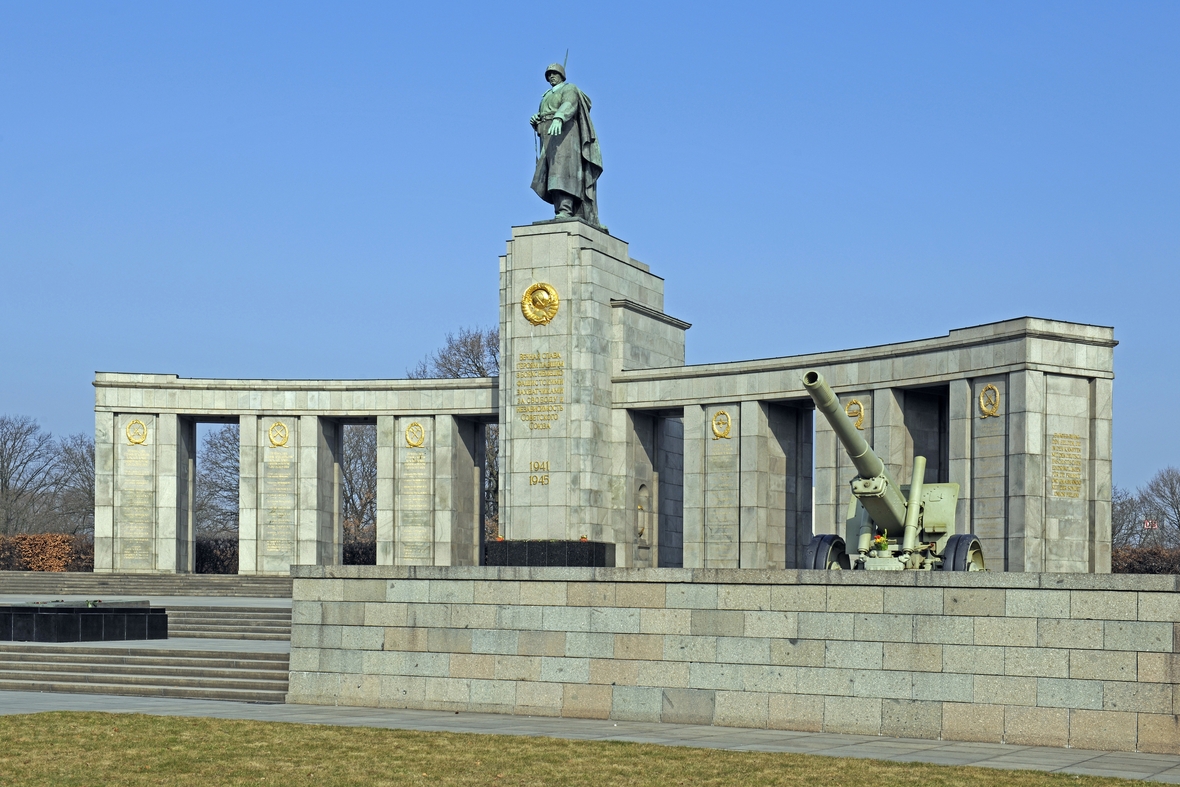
[803,370,909,537]
[803,371,883,480]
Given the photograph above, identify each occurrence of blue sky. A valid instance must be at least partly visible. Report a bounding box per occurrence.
[1,2,1176,489]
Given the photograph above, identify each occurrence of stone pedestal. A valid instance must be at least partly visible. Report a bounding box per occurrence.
[498,220,688,557]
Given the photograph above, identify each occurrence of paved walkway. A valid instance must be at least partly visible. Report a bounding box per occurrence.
[2,691,1178,782]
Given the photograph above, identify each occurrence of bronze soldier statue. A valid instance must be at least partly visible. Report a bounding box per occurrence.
[530,63,603,226]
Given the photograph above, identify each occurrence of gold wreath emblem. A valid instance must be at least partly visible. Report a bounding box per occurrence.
[979,384,1001,419]
[845,398,865,431]
[710,410,732,440]
[521,283,560,326]
[268,421,290,447]
[405,421,425,448]
[125,419,148,445]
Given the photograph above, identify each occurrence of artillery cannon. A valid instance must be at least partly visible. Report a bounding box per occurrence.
[802,370,985,571]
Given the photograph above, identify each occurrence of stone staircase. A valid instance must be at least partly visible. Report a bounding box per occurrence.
[0,571,292,598]
[167,606,291,641]
[0,643,289,702]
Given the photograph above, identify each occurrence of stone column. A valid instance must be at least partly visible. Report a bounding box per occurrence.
[971,375,1011,570]
[434,415,480,566]
[1007,371,1044,571]
[1042,374,1094,572]
[780,406,814,570]
[238,415,259,574]
[93,412,115,572]
[256,416,298,574]
[872,389,907,484]
[173,417,196,573]
[395,415,434,565]
[656,416,684,568]
[112,413,158,572]
[375,415,396,566]
[1089,378,1113,573]
[703,403,740,568]
[948,379,973,537]
[739,401,770,569]
[682,405,706,568]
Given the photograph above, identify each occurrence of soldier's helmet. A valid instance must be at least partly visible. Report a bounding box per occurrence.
[544,63,566,80]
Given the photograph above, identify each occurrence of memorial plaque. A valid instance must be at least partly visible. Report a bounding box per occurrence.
[1050,432,1085,499]
[397,418,434,563]
[259,418,297,560]
[114,415,156,570]
[703,406,740,566]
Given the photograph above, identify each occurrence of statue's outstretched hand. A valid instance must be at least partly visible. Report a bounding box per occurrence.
[547,118,563,136]
[530,113,540,126]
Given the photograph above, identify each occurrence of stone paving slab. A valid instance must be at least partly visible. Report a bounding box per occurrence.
[0,691,1177,781]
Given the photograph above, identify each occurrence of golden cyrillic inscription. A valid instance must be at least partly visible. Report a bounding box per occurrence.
[1050,432,1084,499]
[516,351,564,431]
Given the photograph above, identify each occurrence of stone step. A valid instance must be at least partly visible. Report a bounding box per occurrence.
[0,643,289,662]
[0,661,286,683]
[0,650,285,670]
[0,572,292,598]
[169,630,290,641]
[0,678,287,703]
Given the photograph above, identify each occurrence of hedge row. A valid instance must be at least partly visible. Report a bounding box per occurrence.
[1112,546,1180,575]
[0,534,94,572]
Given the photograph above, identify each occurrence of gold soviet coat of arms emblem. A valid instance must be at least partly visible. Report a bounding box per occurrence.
[522,283,560,326]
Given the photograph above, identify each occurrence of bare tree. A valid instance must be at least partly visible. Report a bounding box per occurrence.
[341,424,377,542]
[1111,484,1145,549]
[53,433,95,536]
[195,424,240,537]
[1139,466,1180,548]
[408,326,500,537]
[0,415,60,535]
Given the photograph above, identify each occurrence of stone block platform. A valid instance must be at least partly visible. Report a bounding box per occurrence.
[288,566,1180,754]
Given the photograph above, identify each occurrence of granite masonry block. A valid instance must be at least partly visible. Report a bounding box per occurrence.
[495,605,543,631]
[616,583,666,609]
[688,662,746,692]
[493,654,541,681]
[1105,621,1174,652]
[882,643,943,673]
[824,640,883,670]
[664,635,718,663]
[449,604,498,630]
[943,588,1006,617]
[742,611,797,639]
[541,606,592,632]
[613,633,664,661]
[589,658,640,686]
[690,610,744,637]
[941,702,1004,743]
[449,653,495,679]
[798,612,855,641]
[886,587,944,616]
[975,617,1038,647]
[914,615,973,645]
[386,580,429,603]
[769,638,826,667]
[1039,618,1104,650]
[1006,647,1069,678]
[1006,590,1071,619]
[539,656,590,683]
[424,676,471,707]
[882,699,943,740]
[400,652,451,678]
[1071,591,1137,621]
[660,688,716,725]
[1069,709,1137,752]
[738,664,796,694]
[1137,592,1180,622]
[363,603,408,628]
[469,678,516,710]
[718,585,771,611]
[568,582,616,607]
[471,629,519,655]
[795,667,855,697]
[427,628,472,654]
[943,645,1005,675]
[472,579,520,605]
[1101,681,1173,714]
[666,584,718,610]
[342,579,388,602]
[824,696,881,736]
[589,607,641,633]
[1136,652,1180,683]
[826,586,884,614]
[564,631,615,659]
[852,613,915,643]
[517,630,566,657]
[322,602,365,626]
[563,683,613,719]
[974,675,1037,706]
[515,680,564,716]
[770,585,826,611]
[1036,678,1102,709]
[340,626,384,651]
[293,602,322,625]
[716,636,771,666]
[1137,713,1180,755]
[638,608,692,634]
[428,580,475,604]
[519,582,568,606]
[1069,650,1137,681]
[637,660,690,688]
[1004,706,1069,747]
[405,603,451,629]
[611,685,664,721]
[768,693,824,732]
[714,690,769,728]
[912,672,974,703]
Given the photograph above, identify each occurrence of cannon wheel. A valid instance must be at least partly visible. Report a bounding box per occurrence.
[804,534,851,570]
[943,534,986,571]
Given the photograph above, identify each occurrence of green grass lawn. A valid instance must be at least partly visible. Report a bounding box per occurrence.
[0,712,1138,787]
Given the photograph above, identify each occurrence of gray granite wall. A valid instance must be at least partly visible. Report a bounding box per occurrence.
[288,566,1180,754]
